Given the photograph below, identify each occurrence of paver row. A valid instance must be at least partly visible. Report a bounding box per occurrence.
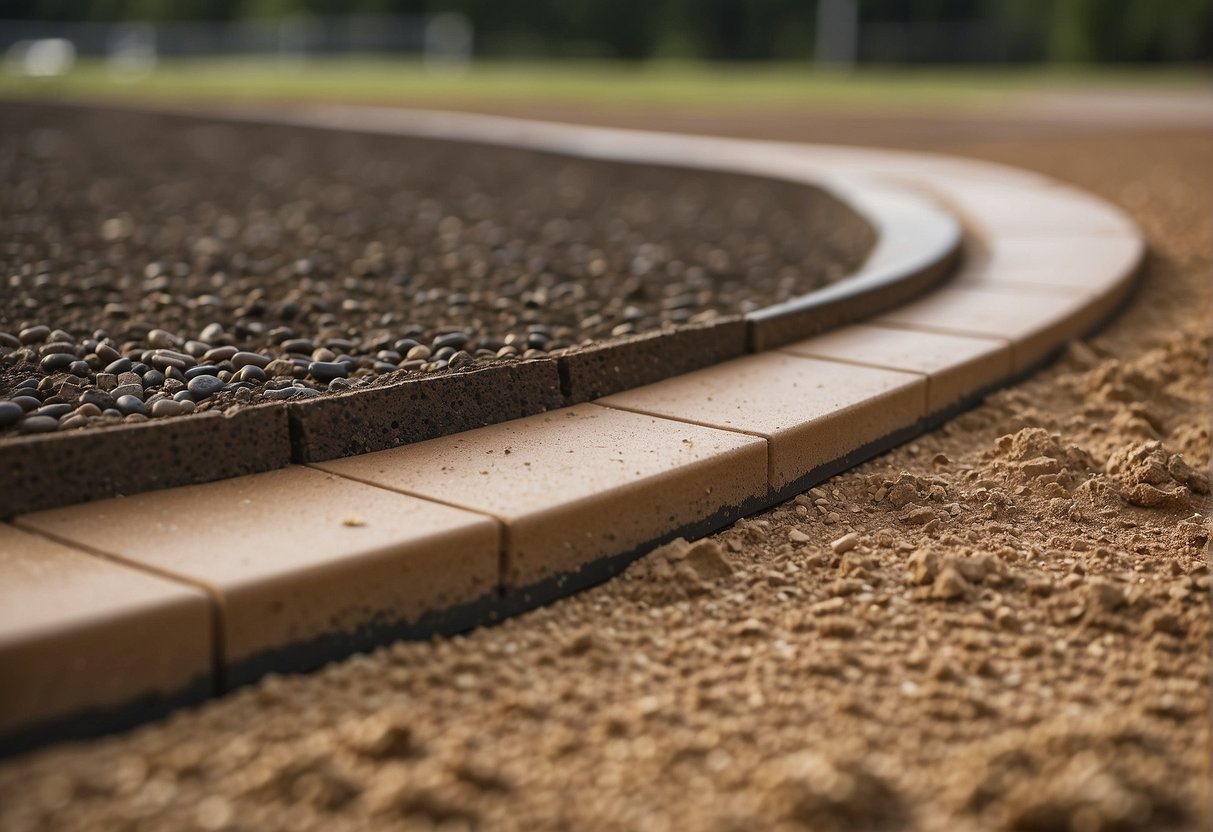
[0,108,1143,755]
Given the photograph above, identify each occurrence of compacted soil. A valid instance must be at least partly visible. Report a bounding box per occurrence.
[0,111,1208,831]
[0,102,870,436]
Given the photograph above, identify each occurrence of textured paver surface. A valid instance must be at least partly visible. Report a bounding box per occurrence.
[16,466,500,681]
[316,404,768,588]
[0,524,211,736]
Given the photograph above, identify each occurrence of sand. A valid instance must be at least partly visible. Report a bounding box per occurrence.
[0,116,1207,832]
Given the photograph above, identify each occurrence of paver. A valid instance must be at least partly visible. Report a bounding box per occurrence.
[315,403,768,596]
[599,352,925,494]
[0,524,212,751]
[934,182,1138,239]
[874,285,1109,373]
[15,466,499,686]
[780,323,1011,414]
[955,234,1144,296]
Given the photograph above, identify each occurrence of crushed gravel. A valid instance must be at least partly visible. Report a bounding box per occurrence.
[0,102,873,436]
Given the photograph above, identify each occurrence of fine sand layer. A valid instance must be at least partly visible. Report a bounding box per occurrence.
[0,103,871,436]
[0,117,1208,831]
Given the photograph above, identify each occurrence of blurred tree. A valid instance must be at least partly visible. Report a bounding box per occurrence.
[1,0,1209,62]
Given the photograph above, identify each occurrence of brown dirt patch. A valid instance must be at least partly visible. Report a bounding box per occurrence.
[0,117,1208,832]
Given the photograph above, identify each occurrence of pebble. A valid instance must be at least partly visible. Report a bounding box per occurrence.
[94,343,120,363]
[185,365,220,380]
[432,332,468,351]
[115,395,149,416]
[36,403,72,419]
[447,351,476,371]
[187,375,225,398]
[280,338,314,354]
[406,345,432,361]
[150,350,196,371]
[231,351,270,370]
[111,383,144,401]
[19,415,59,433]
[308,361,348,383]
[235,365,267,383]
[831,533,859,554]
[11,395,41,412]
[0,401,23,426]
[147,328,178,349]
[203,346,238,363]
[105,357,133,374]
[788,529,811,543]
[39,353,76,373]
[199,323,225,342]
[151,399,189,417]
[19,325,50,344]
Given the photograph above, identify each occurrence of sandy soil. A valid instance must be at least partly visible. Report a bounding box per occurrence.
[0,116,1208,831]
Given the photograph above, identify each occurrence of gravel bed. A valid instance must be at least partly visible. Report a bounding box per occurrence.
[0,103,874,437]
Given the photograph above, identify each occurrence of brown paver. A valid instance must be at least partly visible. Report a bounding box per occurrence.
[0,524,211,744]
[314,403,768,591]
[874,284,1107,373]
[599,352,925,492]
[14,466,499,685]
[780,323,1011,414]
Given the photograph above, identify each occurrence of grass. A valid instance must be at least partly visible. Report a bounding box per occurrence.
[1,57,1207,110]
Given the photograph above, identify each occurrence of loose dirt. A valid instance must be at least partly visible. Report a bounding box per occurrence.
[0,116,1207,832]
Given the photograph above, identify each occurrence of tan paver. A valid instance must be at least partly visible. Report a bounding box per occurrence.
[0,524,212,739]
[781,324,1011,414]
[955,234,1144,296]
[599,353,925,492]
[934,182,1138,240]
[874,285,1107,373]
[15,466,499,683]
[314,404,768,589]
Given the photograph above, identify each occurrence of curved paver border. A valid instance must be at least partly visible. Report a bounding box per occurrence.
[0,101,960,519]
[0,106,1142,756]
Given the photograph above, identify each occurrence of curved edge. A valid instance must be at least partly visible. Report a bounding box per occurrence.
[0,102,957,518]
[746,177,963,351]
[0,109,1148,754]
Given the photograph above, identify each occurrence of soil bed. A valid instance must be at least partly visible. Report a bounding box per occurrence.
[0,102,872,436]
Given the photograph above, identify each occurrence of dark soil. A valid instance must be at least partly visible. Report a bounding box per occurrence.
[0,102,873,436]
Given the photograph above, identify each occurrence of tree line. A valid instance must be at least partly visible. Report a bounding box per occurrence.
[5,0,1210,63]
